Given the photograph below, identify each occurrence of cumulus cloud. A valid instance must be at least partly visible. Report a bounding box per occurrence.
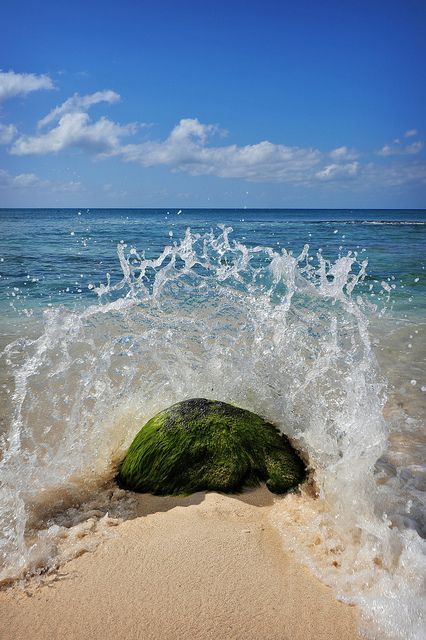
[0,70,53,102]
[4,88,425,191]
[38,90,121,128]
[11,111,138,156]
[0,169,82,191]
[12,113,331,183]
[0,123,17,144]
[115,118,324,183]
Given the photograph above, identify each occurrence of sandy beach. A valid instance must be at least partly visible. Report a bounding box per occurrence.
[0,487,361,640]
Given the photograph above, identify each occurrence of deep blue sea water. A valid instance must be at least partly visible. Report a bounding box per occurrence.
[0,209,425,640]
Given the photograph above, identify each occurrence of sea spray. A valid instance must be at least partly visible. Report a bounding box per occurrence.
[0,227,424,638]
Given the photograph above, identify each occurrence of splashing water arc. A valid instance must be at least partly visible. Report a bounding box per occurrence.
[0,226,425,640]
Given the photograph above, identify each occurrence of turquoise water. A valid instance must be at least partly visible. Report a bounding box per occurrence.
[0,209,425,639]
[1,209,425,319]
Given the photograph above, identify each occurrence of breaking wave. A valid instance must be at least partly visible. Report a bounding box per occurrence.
[0,226,424,639]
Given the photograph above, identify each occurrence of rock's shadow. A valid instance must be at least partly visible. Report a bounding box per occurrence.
[126,482,277,519]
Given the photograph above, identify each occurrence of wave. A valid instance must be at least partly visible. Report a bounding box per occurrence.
[322,220,426,225]
[359,220,426,225]
[0,226,424,639]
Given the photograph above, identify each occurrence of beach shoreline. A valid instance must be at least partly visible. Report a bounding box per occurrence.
[0,487,362,640]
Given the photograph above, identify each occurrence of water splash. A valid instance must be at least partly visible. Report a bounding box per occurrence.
[0,227,424,639]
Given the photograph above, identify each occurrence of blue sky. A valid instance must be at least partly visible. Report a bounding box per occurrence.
[0,0,425,208]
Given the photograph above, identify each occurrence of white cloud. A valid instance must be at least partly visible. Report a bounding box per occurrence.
[11,111,138,156]
[5,92,425,191]
[0,123,17,144]
[406,141,424,154]
[11,114,329,183]
[38,90,121,128]
[362,161,426,187]
[404,129,418,138]
[377,144,393,156]
[0,70,53,102]
[315,162,360,180]
[115,118,323,183]
[0,170,34,188]
[329,146,358,160]
[0,169,44,188]
[376,138,423,156]
[0,169,82,191]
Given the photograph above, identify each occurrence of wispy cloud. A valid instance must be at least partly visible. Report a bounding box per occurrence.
[377,141,423,156]
[0,169,82,192]
[328,146,358,161]
[315,162,360,180]
[0,123,17,144]
[103,182,128,199]
[38,90,121,128]
[0,70,53,102]
[376,132,423,157]
[362,161,426,187]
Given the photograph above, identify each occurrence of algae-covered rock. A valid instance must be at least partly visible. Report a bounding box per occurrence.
[117,398,306,495]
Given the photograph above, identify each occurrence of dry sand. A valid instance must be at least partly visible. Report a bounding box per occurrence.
[0,487,361,640]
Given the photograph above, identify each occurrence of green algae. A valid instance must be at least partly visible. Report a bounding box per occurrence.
[117,398,306,495]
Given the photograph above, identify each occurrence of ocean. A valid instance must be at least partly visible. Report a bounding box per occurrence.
[0,208,425,639]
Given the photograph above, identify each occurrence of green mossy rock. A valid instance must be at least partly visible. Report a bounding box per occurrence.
[117,398,306,495]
